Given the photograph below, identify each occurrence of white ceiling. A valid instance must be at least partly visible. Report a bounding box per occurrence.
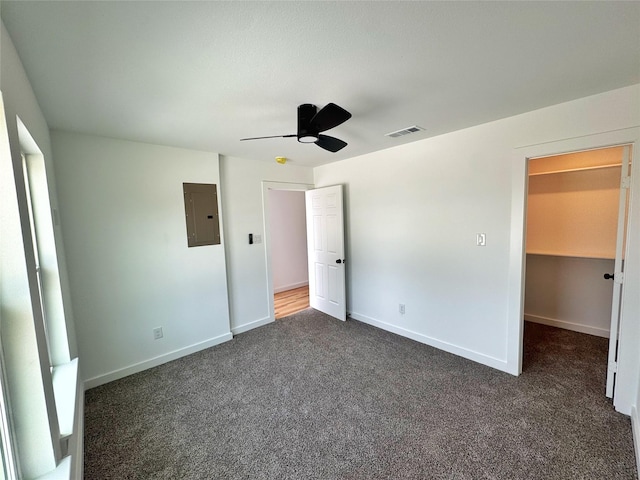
[2,1,639,167]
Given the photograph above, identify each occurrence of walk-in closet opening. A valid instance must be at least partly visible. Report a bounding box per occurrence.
[523,145,632,396]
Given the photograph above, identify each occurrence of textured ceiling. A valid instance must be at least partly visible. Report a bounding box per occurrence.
[2,1,639,167]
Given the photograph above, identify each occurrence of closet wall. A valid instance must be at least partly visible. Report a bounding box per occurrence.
[524,147,624,337]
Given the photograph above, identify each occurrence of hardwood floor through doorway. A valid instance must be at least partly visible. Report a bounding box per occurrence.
[274,286,309,319]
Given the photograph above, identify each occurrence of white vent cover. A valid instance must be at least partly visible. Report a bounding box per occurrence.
[385,125,425,138]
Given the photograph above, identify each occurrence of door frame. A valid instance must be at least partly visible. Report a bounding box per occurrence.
[262,181,314,323]
[507,127,639,409]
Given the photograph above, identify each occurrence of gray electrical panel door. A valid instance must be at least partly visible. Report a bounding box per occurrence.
[183,183,220,247]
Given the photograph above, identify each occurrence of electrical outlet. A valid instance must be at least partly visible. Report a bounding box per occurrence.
[153,327,163,340]
[399,304,405,315]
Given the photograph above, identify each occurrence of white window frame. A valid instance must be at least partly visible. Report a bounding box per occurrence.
[22,153,54,369]
[1,96,81,479]
[0,344,18,480]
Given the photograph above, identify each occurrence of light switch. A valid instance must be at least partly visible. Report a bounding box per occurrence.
[476,233,486,246]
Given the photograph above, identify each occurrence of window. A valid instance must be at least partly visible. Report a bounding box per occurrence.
[0,353,17,480]
[0,101,79,478]
[22,154,53,368]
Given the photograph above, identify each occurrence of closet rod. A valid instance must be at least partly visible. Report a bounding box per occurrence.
[529,163,622,177]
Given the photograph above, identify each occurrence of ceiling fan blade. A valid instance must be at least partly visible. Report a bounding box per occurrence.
[315,134,347,153]
[309,103,352,133]
[240,134,296,141]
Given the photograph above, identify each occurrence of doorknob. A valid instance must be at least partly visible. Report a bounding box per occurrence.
[604,273,614,280]
[336,259,346,264]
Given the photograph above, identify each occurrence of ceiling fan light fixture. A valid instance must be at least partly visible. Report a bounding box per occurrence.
[298,134,319,143]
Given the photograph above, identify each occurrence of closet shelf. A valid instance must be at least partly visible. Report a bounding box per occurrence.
[526,251,614,260]
[528,163,621,176]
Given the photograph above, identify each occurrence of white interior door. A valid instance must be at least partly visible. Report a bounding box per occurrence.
[305,185,346,321]
[606,145,632,398]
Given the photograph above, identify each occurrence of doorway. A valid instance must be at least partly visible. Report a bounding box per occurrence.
[263,182,348,322]
[508,128,640,413]
[268,189,309,318]
[522,146,629,393]
[507,130,639,413]
[262,181,313,321]
[524,147,624,337]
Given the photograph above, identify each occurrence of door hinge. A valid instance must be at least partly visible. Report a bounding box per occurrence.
[608,361,618,374]
[621,176,631,189]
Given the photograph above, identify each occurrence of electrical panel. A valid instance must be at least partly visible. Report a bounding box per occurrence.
[183,183,220,247]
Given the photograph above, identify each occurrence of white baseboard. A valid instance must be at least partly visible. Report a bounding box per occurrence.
[632,406,640,479]
[348,311,509,373]
[524,313,609,338]
[274,281,309,294]
[84,332,233,389]
[231,316,274,335]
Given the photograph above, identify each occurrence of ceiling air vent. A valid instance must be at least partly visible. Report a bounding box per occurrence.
[385,125,425,138]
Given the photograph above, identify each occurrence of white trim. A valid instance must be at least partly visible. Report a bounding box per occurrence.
[83,333,232,389]
[274,281,309,294]
[507,147,529,375]
[606,145,632,398]
[349,311,509,373]
[632,406,640,479]
[508,127,640,378]
[71,382,83,480]
[51,359,78,440]
[524,315,609,338]
[231,316,273,335]
[34,456,70,480]
[0,327,18,480]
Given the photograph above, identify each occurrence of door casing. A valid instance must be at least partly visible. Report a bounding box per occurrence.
[507,127,639,413]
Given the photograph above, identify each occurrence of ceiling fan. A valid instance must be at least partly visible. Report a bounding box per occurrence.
[240,103,352,152]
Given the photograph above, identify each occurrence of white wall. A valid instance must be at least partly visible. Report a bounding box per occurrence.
[524,255,614,337]
[314,85,640,377]
[526,164,621,258]
[268,190,308,293]
[219,156,313,333]
[51,131,232,388]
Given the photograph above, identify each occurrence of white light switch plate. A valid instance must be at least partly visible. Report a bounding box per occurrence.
[476,233,486,246]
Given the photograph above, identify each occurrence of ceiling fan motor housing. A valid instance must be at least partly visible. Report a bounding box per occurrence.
[297,104,319,143]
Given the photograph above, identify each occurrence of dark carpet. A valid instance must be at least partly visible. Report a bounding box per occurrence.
[84,309,637,479]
